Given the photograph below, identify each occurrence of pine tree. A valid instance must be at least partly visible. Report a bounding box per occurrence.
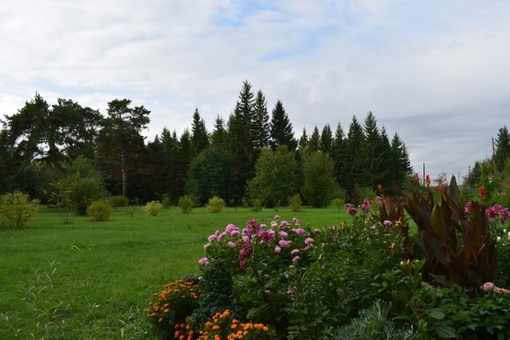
[252,90,270,149]
[211,115,227,148]
[331,122,346,186]
[307,126,320,153]
[343,116,364,196]
[495,126,510,174]
[190,108,209,158]
[390,132,413,190]
[269,100,297,151]
[319,124,333,154]
[298,127,309,150]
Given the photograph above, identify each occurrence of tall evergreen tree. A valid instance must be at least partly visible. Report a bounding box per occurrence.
[97,98,150,198]
[319,124,333,154]
[495,126,510,174]
[227,81,258,202]
[343,116,364,196]
[331,122,346,187]
[211,115,227,148]
[190,108,209,158]
[307,126,321,154]
[298,127,308,150]
[355,112,388,188]
[390,132,413,190]
[269,100,297,151]
[252,90,270,149]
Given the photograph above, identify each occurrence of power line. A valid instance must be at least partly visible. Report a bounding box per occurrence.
[435,140,492,167]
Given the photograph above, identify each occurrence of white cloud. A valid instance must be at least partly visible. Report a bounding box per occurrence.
[1,0,510,180]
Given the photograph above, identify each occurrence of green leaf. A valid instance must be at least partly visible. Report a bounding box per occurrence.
[434,325,457,338]
[428,308,445,319]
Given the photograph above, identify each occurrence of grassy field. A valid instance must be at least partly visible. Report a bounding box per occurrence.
[0,205,351,339]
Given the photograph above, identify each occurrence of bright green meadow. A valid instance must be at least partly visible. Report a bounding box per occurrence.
[0,206,350,339]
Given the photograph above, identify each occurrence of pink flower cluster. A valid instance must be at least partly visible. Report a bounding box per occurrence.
[464,202,510,221]
[482,282,510,294]
[200,216,315,269]
[487,204,510,221]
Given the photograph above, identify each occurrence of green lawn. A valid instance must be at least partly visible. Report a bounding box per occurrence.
[0,205,351,339]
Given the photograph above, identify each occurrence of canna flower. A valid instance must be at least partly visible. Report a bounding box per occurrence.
[425,175,431,187]
[479,186,485,201]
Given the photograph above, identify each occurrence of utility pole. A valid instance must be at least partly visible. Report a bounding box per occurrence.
[492,137,497,178]
[423,162,425,186]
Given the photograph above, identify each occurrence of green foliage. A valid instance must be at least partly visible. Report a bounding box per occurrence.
[251,199,262,212]
[87,200,113,221]
[190,260,245,332]
[332,300,414,340]
[247,146,299,208]
[144,200,162,216]
[206,196,226,213]
[159,193,171,208]
[302,151,339,207]
[288,194,302,212]
[403,176,497,289]
[331,198,344,211]
[199,213,405,339]
[395,283,510,339]
[0,190,39,229]
[178,195,194,214]
[108,195,129,207]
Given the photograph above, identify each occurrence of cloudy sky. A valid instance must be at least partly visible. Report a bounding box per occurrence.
[1,0,509,182]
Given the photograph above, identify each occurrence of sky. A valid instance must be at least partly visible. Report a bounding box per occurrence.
[1,0,509,182]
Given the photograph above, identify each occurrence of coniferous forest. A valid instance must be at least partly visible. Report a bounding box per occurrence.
[0,80,417,208]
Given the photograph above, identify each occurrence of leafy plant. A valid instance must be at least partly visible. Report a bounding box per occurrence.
[288,194,302,212]
[206,196,226,213]
[87,200,113,221]
[144,200,162,216]
[147,276,201,338]
[197,309,275,339]
[108,195,129,207]
[178,195,194,214]
[332,300,414,340]
[403,176,497,289]
[0,190,40,229]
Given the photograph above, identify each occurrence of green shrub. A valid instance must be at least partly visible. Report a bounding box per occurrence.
[332,300,414,340]
[0,191,40,229]
[178,195,194,214]
[251,199,262,212]
[87,200,113,221]
[109,195,129,207]
[206,196,226,213]
[144,201,162,216]
[160,193,171,209]
[331,197,344,211]
[289,194,302,212]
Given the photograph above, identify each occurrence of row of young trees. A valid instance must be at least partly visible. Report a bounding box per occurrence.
[0,81,414,208]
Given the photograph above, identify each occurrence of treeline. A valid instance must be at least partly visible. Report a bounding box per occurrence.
[0,81,413,208]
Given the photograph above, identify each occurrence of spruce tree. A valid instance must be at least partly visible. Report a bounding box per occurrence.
[269,100,297,151]
[190,108,209,158]
[495,126,510,174]
[307,126,320,153]
[343,116,364,197]
[252,90,270,149]
[390,132,413,190]
[319,124,333,154]
[211,115,227,148]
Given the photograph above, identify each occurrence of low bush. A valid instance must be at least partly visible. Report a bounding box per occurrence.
[144,201,162,216]
[288,194,302,212]
[108,195,129,207]
[206,196,226,213]
[87,200,113,221]
[178,195,194,214]
[0,190,40,229]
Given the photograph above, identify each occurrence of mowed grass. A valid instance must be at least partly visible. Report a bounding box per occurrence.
[0,205,351,339]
